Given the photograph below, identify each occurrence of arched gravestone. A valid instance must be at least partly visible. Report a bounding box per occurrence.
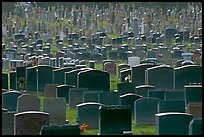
[17,94,40,112]
[99,105,132,135]
[131,63,156,87]
[16,66,26,91]
[14,111,49,135]
[120,69,131,82]
[2,73,8,89]
[40,125,80,135]
[145,65,174,90]
[119,93,143,116]
[102,60,114,71]
[155,112,193,135]
[53,67,76,85]
[26,66,37,92]
[65,68,92,87]
[174,65,202,90]
[56,84,75,103]
[2,91,22,111]
[134,97,160,125]
[78,70,110,92]
[76,102,104,129]
[10,71,17,90]
[37,65,54,92]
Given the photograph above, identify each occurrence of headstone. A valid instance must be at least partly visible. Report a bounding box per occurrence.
[128,56,140,68]
[133,16,139,38]
[69,88,89,108]
[184,85,202,106]
[17,94,40,112]
[164,90,185,101]
[56,84,75,103]
[10,71,17,90]
[14,111,49,135]
[40,125,80,135]
[186,103,202,119]
[155,112,193,135]
[2,73,8,89]
[158,100,185,113]
[26,66,37,92]
[148,89,166,100]
[98,92,120,106]
[174,65,202,89]
[146,65,174,90]
[2,112,15,135]
[78,70,110,92]
[65,68,91,87]
[119,93,143,116]
[135,85,154,97]
[188,118,202,135]
[134,97,160,125]
[104,62,116,75]
[76,102,104,129]
[44,84,59,97]
[37,65,53,92]
[83,91,102,103]
[99,105,132,135]
[2,91,22,112]
[117,82,135,95]
[131,64,156,87]
[42,97,66,125]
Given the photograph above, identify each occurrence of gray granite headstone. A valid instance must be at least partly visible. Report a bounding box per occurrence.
[44,84,59,97]
[14,111,49,135]
[69,88,89,108]
[2,112,15,135]
[17,94,40,112]
[42,97,66,125]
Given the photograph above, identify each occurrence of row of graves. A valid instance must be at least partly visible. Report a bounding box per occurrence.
[2,55,202,135]
[2,3,202,135]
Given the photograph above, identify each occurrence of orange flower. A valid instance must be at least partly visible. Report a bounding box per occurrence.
[79,124,88,132]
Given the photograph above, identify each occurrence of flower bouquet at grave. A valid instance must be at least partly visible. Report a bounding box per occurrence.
[17,77,26,92]
[125,74,131,82]
[79,124,88,133]
[10,66,16,71]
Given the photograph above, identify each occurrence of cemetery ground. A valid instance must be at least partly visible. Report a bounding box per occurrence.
[4,61,155,135]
